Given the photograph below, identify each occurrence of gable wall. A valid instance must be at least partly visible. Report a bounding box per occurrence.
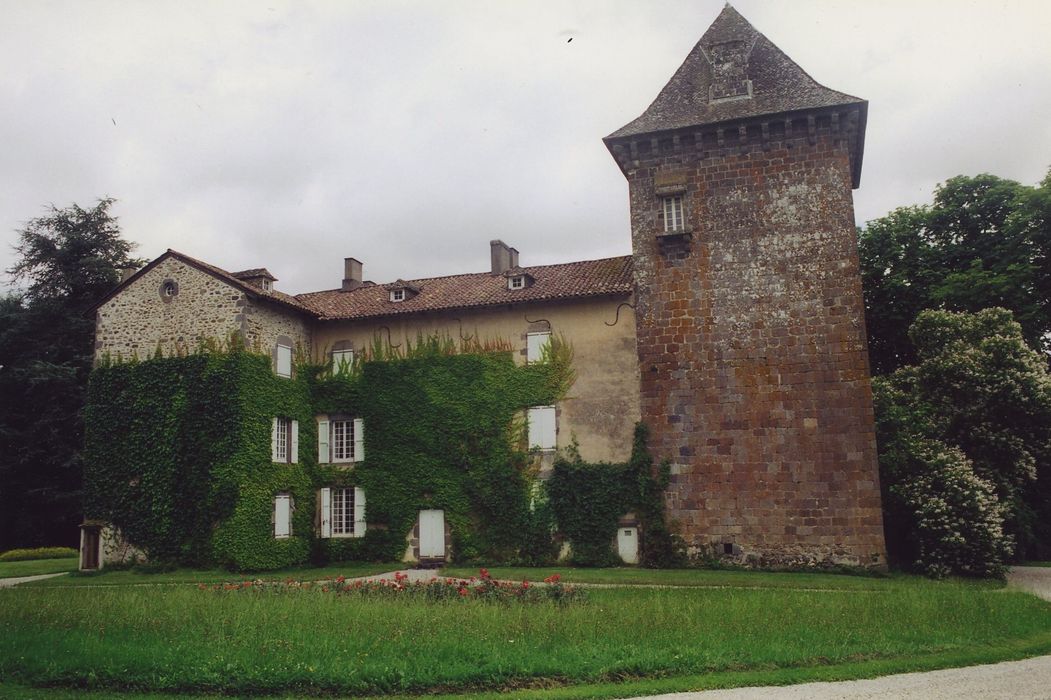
[94,257,311,363]
[313,296,641,463]
[95,258,247,361]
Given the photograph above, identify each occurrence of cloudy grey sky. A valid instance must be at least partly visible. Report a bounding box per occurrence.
[2,0,1049,295]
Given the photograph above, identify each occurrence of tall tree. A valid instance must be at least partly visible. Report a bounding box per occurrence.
[874,308,1051,573]
[859,171,1051,375]
[0,199,141,549]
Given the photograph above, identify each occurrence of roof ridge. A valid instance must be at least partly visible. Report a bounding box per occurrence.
[294,254,634,299]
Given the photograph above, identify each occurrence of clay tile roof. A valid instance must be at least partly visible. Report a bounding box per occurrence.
[164,250,316,316]
[606,5,865,140]
[231,267,277,281]
[296,255,634,321]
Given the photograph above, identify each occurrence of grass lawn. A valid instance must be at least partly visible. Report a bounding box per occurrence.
[439,564,988,591]
[1,573,1048,697]
[0,556,78,579]
[20,560,401,588]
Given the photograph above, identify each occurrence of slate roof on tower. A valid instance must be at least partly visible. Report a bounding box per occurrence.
[606,5,865,140]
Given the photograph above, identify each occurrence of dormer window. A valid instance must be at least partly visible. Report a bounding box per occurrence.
[503,270,534,290]
[663,195,684,232]
[261,279,272,292]
[387,280,420,303]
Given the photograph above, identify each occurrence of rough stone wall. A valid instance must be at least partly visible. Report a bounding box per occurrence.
[243,298,312,362]
[94,258,246,361]
[622,113,886,567]
[95,257,312,364]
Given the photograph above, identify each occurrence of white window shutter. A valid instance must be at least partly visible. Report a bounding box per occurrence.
[527,408,539,449]
[353,487,366,537]
[545,407,557,449]
[527,332,551,363]
[320,488,331,538]
[317,419,329,464]
[271,418,279,462]
[353,418,365,462]
[528,406,556,450]
[274,495,291,538]
[290,420,299,464]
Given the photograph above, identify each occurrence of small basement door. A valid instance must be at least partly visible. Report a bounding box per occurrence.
[419,509,446,559]
[617,526,638,564]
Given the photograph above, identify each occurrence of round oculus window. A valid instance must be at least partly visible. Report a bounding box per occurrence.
[160,280,179,300]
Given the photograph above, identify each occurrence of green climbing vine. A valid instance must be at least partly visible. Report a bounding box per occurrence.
[547,423,685,567]
[83,333,576,571]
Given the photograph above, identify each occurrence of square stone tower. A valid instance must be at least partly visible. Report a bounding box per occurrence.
[605,6,886,567]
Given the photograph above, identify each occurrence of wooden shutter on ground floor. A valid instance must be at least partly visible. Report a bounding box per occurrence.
[320,487,331,538]
[274,494,291,538]
[317,418,329,463]
[353,487,366,537]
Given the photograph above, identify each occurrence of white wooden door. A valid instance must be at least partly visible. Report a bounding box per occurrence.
[617,526,638,564]
[419,509,445,558]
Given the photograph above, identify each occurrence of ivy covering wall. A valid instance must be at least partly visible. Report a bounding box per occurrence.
[548,424,684,567]
[83,335,581,571]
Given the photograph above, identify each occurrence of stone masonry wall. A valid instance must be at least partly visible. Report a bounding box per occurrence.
[243,298,312,365]
[95,258,246,361]
[95,257,311,364]
[622,114,886,567]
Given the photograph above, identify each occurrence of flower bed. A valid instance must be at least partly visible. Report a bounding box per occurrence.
[200,568,585,605]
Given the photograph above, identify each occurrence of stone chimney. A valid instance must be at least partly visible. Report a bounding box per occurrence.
[342,257,363,291]
[490,240,519,275]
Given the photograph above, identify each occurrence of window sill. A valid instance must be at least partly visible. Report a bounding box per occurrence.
[657,226,693,239]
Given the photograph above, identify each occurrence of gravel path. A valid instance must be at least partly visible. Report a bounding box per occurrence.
[0,572,68,588]
[628,655,1051,700]
[626,566,1051,699]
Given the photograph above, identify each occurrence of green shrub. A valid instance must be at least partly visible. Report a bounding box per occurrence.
[0,547,78,562]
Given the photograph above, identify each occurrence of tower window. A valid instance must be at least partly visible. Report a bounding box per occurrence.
[663,195,684,232]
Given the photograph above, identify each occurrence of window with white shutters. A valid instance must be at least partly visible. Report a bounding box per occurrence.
[273,417,289,462]
[331,487,354,536]
[527,406,557,450]
[320,486,366,539]
[526,331,551,363]
[332,349,354,375]
[271,417,298,463]
[332,420,354,462]
[317,416,364,464]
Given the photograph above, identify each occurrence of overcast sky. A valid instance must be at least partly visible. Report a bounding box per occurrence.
[2,0,1049,295]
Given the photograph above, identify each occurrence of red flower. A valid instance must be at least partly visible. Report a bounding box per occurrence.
[479,568,490,579]
[543,574,561,584]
